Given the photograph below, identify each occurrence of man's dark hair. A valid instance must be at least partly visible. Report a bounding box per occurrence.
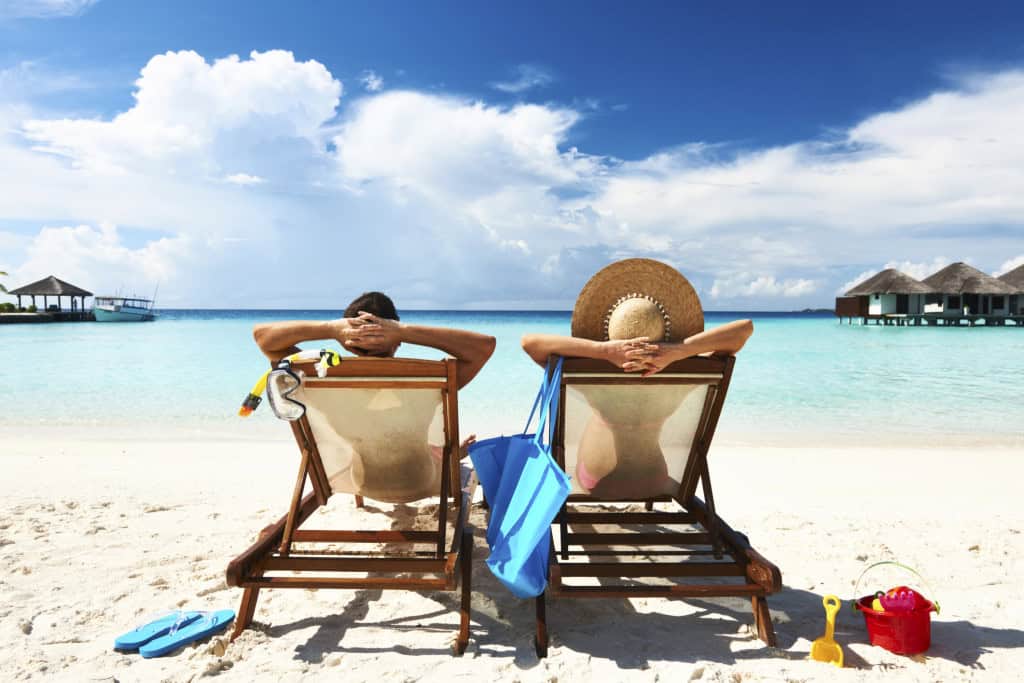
[344,291,399,320]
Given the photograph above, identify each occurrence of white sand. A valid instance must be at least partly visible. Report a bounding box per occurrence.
[1,433,1022,682]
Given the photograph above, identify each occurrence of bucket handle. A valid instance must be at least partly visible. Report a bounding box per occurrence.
[852,561,940,614]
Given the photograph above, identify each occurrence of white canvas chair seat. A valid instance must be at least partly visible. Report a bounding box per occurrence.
[298,380,447,503]
[563,377,717,500]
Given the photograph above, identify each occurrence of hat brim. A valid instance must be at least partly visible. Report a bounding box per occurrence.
[571,258,704,342]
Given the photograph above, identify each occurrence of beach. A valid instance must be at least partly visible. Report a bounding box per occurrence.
[3,432,1022,682]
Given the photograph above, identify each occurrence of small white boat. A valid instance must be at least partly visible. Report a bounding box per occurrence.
[93,296,157,322]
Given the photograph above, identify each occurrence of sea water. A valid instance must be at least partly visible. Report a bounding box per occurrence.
[1,310,1021,446]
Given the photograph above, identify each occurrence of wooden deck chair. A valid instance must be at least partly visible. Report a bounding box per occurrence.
[226,357,475,654]
[534,354,780,656]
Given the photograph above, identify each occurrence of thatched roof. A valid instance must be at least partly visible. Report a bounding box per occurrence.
[844,268,935,296]
[922,262,1016,295]
[998,264,1024,293]
[7,275,92,297]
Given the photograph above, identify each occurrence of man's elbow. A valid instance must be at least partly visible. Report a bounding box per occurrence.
[253,323,267,347]
[481,335,497,360]
[252,324,275,358]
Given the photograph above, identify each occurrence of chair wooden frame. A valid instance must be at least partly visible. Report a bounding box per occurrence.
[534,355,780,656]
[226,357,474,654]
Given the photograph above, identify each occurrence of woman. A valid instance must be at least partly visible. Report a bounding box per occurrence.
[520,259,753,498]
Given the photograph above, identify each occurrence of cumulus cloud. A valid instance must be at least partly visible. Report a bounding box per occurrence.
[10,223,191,295]
[491,64,553,93]
[22,50,341,178]
[223,172,265,186]
[839,257,952,294]
[994,255,1024,277]
[360,70,383,92]
[3,50,1024,308]
[0,0,96,18]
[711,274,816,299]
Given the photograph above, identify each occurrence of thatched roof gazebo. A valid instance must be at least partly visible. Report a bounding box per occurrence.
[844,268,935,296]
[921,262,1016,295]
[998,264,1024,293]
[7,275,92,312]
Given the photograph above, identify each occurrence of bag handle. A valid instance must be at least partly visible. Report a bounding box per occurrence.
[851,561,940,613]
[533,356,564,450]
[522,357,553,435]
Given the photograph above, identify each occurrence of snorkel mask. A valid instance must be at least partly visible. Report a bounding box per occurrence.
[265,360,305,421]
[238,349,342,420]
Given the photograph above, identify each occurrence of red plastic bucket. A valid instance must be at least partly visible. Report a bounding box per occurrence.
[852,562,940,655]
[855,594,936,654]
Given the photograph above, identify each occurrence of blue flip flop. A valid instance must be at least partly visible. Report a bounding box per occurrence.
[114,611,203,652]
[138,610,236,658]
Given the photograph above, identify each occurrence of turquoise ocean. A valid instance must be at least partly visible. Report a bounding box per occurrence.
[2,310,1022,447]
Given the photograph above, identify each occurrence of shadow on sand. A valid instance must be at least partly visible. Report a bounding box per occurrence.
[257,503,1024,671]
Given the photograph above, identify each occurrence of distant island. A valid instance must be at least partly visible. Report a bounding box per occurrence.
[793,308,834,314]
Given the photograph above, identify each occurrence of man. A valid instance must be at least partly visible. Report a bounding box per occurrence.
[253,291,495,390]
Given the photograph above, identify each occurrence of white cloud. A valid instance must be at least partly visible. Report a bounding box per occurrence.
[0,0,97,18]
[839,257,952,294]
[711,274,816,299]
[491,64,553,93]
[9,223,191,296]
[223,172,265,186]
[360,70,383,92]
[994,255,1024,277]
[2,50,1024,308]
[22,50,341,177]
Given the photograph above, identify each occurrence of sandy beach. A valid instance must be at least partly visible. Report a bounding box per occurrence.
[2,433,1022,682]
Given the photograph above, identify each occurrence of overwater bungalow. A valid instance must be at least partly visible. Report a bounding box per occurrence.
[922,262,1017,323]
[836,262,1022,326]
[998,264,1024,316]
[835,268,934,324]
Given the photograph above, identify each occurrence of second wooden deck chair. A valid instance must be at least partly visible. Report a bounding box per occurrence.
[226,357,474,654]
[534,354,781,656]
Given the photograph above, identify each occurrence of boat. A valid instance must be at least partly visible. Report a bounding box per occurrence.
[93,296,157,322]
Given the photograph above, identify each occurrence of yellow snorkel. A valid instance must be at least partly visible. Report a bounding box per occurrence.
[238,349,343,417]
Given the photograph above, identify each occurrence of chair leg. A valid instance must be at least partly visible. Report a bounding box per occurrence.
[534,592,548,658]
[230,587,260,642]
[752,595,776,646]
[455,529,472,655]
[354,495,365,509]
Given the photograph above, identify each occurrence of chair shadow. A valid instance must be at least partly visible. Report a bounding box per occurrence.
[258,500,531,664]
[255,500,1024,671]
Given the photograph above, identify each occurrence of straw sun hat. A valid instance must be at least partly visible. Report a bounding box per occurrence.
[570,258,704,343]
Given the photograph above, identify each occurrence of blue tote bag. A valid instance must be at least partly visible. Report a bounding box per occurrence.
[468,357,570,598]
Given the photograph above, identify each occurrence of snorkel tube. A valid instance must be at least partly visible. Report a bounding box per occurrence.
[238,349,343,417]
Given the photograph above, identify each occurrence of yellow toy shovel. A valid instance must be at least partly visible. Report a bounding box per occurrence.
[810,595,844,667]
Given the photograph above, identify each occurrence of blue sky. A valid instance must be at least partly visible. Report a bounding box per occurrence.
[1,0,1023,309]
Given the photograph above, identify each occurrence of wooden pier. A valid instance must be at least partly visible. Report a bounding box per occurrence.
[0,311,95,324]
[839,313,1024,327]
